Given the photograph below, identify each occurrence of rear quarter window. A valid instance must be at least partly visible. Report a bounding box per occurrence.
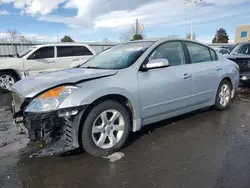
[76,46,93,56]
[209,49,218,61]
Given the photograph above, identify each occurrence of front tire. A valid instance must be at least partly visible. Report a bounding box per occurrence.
[81,100,131,157]
[0,71,18,93]
[214,80,232,110]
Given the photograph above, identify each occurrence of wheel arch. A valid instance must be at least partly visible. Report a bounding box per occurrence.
[80,93,139,129]
[77,93,140,148]
[0,69,22,80]
[213,76,234,104]
[220,76,234,93]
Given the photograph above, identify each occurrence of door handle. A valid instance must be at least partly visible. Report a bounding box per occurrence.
[183,73,192,79]
[216,66,222,71]
[72,58,79,61]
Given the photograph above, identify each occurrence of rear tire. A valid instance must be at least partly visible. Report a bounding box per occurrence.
[81,100,131,157]
[0,71,18,93]
[214,80,232,110]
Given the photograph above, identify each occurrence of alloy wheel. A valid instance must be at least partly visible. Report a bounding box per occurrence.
[0,75,15,90]
[92,109,125,149]
[219,84,230,107]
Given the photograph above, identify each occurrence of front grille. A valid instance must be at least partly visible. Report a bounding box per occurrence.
[228,58,250,72]
[26,114,66,142]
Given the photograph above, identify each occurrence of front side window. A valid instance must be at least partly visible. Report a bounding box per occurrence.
[28,47,54,59]
[18,47,37,58]
[240,44,250,55]
[148,41,185,66]
[186,42,212,63]
[81,42,153,69]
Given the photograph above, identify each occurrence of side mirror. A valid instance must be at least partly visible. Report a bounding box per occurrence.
[28,53,36,60]
[143,59,169,70]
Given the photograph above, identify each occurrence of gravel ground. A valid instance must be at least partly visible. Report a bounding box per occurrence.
[0,89,250,188]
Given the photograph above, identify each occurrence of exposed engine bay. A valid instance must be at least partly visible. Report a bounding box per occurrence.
[12,92,85,157]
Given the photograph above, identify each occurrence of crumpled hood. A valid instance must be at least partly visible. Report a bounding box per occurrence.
[11,68,118,98]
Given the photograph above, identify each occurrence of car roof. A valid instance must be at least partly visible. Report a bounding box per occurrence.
[126,38,211,47]
[32,43,90,48]
[128,38,195,42]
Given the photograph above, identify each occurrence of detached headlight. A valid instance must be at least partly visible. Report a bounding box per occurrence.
[25,86,78,112]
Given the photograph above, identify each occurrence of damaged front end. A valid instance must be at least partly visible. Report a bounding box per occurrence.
[12,89,86,157]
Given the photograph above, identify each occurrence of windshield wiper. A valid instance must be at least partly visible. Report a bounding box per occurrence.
[83,66,103,69]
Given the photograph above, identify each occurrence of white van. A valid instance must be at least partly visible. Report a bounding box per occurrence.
[0,43,96,91]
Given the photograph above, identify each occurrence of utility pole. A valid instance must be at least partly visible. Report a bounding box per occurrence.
[184,0,202,40]
[135,19,139,35]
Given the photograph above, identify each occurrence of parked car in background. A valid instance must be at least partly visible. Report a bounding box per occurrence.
[208,44,235,52]
[12,39,239,157]
[225,42,250,84]
[214,47,230,55]
[0,43,96,92]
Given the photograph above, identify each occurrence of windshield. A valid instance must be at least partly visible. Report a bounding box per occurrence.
[18,46,36,58]
[81,42,154,69]
[230,43,250,55]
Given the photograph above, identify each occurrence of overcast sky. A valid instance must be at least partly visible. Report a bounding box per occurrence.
[0,0,250,43]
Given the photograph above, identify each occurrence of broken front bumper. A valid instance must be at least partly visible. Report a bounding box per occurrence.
[12,93,86,157]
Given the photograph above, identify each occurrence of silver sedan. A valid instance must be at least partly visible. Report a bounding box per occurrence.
[12,38,239,157]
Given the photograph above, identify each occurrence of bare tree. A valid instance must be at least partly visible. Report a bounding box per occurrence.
[120,22,145,42]
[19,35,32,43]
[0,36,8,42]
[7,29,20,43]
[119,32,132,43]
[102,38,113,44]
[186,33,196,40]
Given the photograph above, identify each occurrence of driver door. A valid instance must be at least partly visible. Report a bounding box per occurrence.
[138,41,195,124]
[24,46,57,76]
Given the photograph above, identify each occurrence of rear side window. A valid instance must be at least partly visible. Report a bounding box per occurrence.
[186,42,212,63]
[209,49,218,61]
[76,46,93,56]
[57,46,77,57]
[57,46,93,57]
[28,46,54,59]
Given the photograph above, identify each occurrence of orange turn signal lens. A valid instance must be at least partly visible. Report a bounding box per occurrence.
[40,86,66,99]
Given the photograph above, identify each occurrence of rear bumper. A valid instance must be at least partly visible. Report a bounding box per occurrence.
[13,105,87,157]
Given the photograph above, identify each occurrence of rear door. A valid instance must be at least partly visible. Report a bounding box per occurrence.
[184,41,221,105]
[24,46,56,75]
[56,45,94,69]
[56,45,78,69]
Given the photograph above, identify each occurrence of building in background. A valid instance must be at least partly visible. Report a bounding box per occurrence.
[235,24,250,43]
